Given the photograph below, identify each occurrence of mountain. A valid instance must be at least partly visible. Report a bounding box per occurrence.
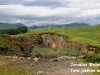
[0,22,26,29]
[62,23,89,27]
[31,23,89,29]
[0,22,89,29]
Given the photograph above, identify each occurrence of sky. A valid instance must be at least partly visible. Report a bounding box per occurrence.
[0,0,100,26]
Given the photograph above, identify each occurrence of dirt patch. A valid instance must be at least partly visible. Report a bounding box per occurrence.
[30,59,90,75]
[0,55,92,75]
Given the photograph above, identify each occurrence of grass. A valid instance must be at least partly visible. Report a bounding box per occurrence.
[0,25,99,75]
[0,65,37,75]
[92,67,100,75]
[0,55,37,75]
[15,25,100,47]
[0,35,11,47]
[32,47,83,58]
[0,25,100,47]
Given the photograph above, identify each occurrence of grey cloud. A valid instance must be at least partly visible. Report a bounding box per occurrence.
[0,0,66,7]
[0,0,100,26]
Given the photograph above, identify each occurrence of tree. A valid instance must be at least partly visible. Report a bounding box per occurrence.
[17,27,28,33]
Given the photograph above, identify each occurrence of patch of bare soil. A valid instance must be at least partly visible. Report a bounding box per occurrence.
[0,56,91,75]
[30,59,90,75]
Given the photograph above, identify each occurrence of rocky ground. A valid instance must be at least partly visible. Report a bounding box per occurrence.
[0,55,92,75]
[29,58,91,75]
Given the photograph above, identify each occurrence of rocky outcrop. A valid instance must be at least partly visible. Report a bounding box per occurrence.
[9,36,35,56]
[39,33,99,54]
[41,33,67,49]
[0,35,35,56]
[0,33,99,56]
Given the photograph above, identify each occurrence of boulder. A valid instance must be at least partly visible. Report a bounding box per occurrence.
[34,57,39,62]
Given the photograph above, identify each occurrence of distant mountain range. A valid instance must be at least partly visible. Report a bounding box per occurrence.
[0,22,89,30]
[31,23,89,29]
[0,22,26,29]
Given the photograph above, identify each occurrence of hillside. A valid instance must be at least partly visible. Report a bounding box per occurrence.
[0,24,100,56]
[16,25,100,47]
[0,24,100,75]
[31,23,89,29]
[0,22,26,29]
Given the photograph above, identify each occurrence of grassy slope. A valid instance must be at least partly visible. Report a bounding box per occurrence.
[15,25,100,47]
[0,25,100,75]
[0,34,11,47]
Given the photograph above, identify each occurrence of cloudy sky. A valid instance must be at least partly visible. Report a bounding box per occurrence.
[0,0,100,26]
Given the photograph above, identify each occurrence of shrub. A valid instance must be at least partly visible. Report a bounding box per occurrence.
[0,29,20,35]
[17,27,28,33]
[85,54,100,62]
[32,47,83,58]
[0,27,28,35]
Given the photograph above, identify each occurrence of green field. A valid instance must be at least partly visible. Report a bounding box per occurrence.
[15,25,100,47]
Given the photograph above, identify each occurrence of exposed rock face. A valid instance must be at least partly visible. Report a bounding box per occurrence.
[39,33,99,54]
[40,33,86,51]
[41,33,67,49]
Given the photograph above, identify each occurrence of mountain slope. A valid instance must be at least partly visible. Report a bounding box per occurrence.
[31,23,89,29]
[16,25,100,47]
[63,23,89,27]
[0,22,26,29]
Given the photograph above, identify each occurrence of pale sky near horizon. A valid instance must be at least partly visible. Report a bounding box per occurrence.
[0,0,100,26]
